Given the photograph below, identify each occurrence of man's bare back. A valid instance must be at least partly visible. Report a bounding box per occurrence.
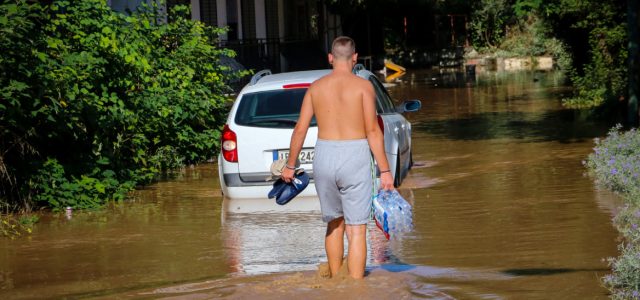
[307,72,374,140]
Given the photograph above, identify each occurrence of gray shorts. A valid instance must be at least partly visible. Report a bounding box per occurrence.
[313,139,374,225]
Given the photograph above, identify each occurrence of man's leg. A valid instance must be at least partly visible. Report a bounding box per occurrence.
[325,217,345,277]
[345,224,367,279]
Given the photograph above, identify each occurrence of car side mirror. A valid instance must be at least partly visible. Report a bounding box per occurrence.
[396,100,421,113]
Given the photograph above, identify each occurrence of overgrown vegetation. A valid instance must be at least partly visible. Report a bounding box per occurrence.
[552,1,628,110]
[585,126,640,298]
[469,0,509,50]
[1,214,38,238]
[0,0,244,212]
[468,0,630,112]
[467,0,573,68]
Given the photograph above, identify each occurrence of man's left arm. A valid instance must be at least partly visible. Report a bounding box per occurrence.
[362,82,394,190]
[282,90,314,183]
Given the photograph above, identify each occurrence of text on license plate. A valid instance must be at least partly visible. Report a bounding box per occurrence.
[276,149,315,164]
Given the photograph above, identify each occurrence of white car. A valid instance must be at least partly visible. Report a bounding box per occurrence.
[218,65,421,199]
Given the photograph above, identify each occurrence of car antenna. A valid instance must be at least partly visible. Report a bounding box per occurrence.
[250,69,272,85]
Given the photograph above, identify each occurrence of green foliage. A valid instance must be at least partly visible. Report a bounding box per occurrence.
[512,0,543,19]
[469,0,509,48]
[29,158,135,211]
[554,0,628,109]
[543,37,572,71]
[0,0,242,212]
[496,13,572,69]
[468,0,573,68]
[468,0,627,109]
[499,16,548,57]
[604,238,640,299]
[585,126,640,201]
[1,214,37,238]
[585,126,640,298]
[562,22,628,108]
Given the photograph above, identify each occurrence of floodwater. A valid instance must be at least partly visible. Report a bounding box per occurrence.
[0,69,621,299]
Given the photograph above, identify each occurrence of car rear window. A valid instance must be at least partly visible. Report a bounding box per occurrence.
[234,89,317,128]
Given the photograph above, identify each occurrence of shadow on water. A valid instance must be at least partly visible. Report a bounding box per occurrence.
[378,263,418,273]
[414,109,611,143]
[501,268,610,277]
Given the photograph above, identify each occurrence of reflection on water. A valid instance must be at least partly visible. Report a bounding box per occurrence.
[221,209,326,275]
[220,196,399,275]
[0,70,621,299]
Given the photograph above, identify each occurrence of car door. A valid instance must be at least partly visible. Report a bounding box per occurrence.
[367,76,408,171]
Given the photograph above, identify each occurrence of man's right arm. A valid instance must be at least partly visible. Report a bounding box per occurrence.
[361,82,394,190]
[281,89,314,183]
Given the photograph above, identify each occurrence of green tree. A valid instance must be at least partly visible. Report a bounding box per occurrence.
[554,0,628,111]
[0,0,243,212]
[469,0,509,48]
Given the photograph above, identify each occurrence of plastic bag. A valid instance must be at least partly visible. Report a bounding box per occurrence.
[372,190,414,239]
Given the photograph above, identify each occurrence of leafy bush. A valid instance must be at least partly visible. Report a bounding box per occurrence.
[585,126,640,201]
[586,126,640,298]
[558,2,628,109]
[499,15,548,57]
[468,2,572,70]
[603,205,640,299]
[1,214,37,239]
[0,0,244,212]
[469,0,509,49]
[604,242,640,299]
[494,14,572,69]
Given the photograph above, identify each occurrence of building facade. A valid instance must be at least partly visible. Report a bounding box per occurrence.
[111,0,343,72]
[191,0,342,72]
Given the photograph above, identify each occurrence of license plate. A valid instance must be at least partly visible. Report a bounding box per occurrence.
[276,149,315,164]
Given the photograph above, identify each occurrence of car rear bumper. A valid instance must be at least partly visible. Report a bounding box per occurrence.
[222,195,321,213]
[223,171,315,187]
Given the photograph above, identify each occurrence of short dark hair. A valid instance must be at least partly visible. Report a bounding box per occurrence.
[331,36,356,60]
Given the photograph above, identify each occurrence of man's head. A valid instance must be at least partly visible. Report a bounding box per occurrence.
[329,36,357,66]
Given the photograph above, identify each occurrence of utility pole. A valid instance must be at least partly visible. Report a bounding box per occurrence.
[628,0,639,126]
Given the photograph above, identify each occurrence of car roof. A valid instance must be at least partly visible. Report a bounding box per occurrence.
[240,70,329,93]
[240,69,373,94]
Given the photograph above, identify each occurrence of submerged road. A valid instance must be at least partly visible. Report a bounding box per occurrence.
[0,70,619,299]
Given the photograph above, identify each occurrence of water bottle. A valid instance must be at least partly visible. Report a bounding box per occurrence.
[391,190,413,236]
[373,189,414,239]
[373,193,391,239]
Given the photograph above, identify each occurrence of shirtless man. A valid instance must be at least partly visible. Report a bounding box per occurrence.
[281,36,394,279]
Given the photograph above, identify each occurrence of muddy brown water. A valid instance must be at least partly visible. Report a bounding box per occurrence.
[0,70,620,299]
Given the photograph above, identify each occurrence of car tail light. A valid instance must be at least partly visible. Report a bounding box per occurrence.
[221,124,238,162]
[377,115,385,136]
[283,83,311,89]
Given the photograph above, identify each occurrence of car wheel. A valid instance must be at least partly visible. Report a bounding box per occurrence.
[394,151,402,188]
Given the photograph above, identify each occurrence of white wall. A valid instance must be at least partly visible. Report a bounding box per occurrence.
[216,0,227,28]
[236,0,243,39]
[216,0,227,40]
[277,0,285,40]
[254,0,267,39]
[190,0,200,21]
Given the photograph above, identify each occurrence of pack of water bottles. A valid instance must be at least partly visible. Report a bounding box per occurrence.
[372,190,414,239]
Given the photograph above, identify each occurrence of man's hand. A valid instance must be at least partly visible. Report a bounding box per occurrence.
[379,172,394,190]
[281,167,295,183]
